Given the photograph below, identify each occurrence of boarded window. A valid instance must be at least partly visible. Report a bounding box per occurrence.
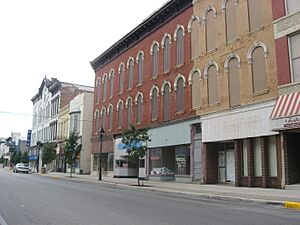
[109,74,114,98]
[103,76,107,100]
[119,66,124,93]
[207,65,218,105]
[127,99,132,128]
[191,19,200,59]
[247,0,262,32]
[228,58,240,106]
[118,103,123,128]
[163,84,170,121]
[138,53,144,84]
[251,47,267,93]
[206,10,216,52]
[163,36,171,73]
[152,44,159,78]
[176,28,184,66]
[176,78,184,112]
[108,107,113,131]
[253,138,262,177]
[136,95,143,124]
[225,0,237,42]
[290,33,300,82]
[151,88,158,120]
[268,136,278,177]
[286,0,300,15]
[192,71,201,108]
[128,59,134,89]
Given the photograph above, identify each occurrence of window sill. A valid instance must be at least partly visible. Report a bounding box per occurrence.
[225,38,240,47]
[136,83,143,88]
[208,102,220,108]
[151,76,158,81]
[163,70,171,75]
[247,27,264,36]
[229,104,241,109]
[252,89,269,97]
[176,63,184,69]
[136,122,142,126]
[206,48,218,55]
[118,92,123,95]
[151,118,158,122]
[175,110,184,115]
[117,126,123,130]
[127,88,133,92]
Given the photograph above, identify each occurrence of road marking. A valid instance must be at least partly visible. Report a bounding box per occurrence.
[284,201,300,210]
[0,213,8,225]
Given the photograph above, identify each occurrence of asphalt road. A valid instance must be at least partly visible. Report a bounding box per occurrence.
[0,170,299,225]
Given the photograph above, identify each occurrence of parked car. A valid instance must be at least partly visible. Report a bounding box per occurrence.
[13,163,30,174]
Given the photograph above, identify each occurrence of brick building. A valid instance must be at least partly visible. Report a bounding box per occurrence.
[270,0,300,187]
[90,0,202,181]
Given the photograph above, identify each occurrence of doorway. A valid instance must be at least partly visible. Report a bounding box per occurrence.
[218,148,235,183]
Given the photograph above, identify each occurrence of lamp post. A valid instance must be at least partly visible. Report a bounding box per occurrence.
[98,127,105,181]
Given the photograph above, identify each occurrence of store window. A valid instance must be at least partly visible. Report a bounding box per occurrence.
[253,138,262,177]
[268,136,278,177]
[241,139,248,176]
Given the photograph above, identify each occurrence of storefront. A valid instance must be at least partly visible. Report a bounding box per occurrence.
[147,118,200,183]
[202,100,280,188]
[270,92,300,186]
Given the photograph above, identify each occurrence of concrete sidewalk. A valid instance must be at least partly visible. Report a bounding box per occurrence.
[39,171,300,208]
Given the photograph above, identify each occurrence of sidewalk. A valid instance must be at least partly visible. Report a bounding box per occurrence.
[40,171,300,208]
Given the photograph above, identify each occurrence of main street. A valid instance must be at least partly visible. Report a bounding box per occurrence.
[0,170,299,225]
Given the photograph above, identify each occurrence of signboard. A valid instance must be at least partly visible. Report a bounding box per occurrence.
[26,130,32,147]
[271,115,300,130]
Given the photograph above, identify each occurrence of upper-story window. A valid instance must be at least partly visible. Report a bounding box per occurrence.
[162,33,171,73]
[188,16,200,59]
[162,81,171,122]
[100,107,106,130]
[247,0,262,32]
[109,69,115,98]
[247,42,268,94]
[136,51,144,85]
[127,57,134,90]
[289,33,300,83]
[95,79,101,103]
[135,92,143,124]
[223,0,238,43]
[102,74,108,101]
[174,25,185,66]
[205,61,219,105]
[286,0,300,15]
[108,104,113,131]
[204,6,217,52]
[117,100,124,128]
[150,85,159,120]
[151,41,159,78]
[118,63,125,94]
[225,53,241,107]
[95,110,100,133]
[189,68,201,109]
[70,112,81,134]
[126,96,133,128]
[174,74,185,113]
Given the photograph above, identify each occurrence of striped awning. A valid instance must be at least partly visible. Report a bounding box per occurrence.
[270,92,300,119]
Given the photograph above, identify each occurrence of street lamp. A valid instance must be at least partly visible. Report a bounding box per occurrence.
[98,127,105,181]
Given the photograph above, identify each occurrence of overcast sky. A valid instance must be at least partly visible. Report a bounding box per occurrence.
[0,0,167,138]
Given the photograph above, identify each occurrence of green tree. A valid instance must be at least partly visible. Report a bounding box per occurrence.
[0,155,4,164]
[42,143,57,169]
[10,151,21,165]
[63,132,82,177]
[21,152,29,164]
[121,124,151,186]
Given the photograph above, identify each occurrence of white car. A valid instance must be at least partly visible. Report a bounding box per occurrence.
[13,163,30,174]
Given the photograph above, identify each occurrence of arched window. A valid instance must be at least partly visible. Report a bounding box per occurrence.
[136,51,144,84]
[204,7,217,52]
[188,16,200,59]
[117,100,123,128]
[224,0,238,43]
[162,81,171,121]
[162,33,171,73]
[95,79,101,104]
[175,26,185,66]
[150,86,159,120]
[102,74,108,101]
[127,57,134,90]
[247,0,262,32]
[118,63,125,93]
[109,69,115,98]
[100,107,106,130]
[95,110,100,133]
[126,97,133,128]
[205,62,219,105]
[174,75,185,112]
[135,93,143,124]
[108,104,113,131]
[226,55,240,106]
[248,44,268,94]
[151,42,159,78]
[189,68,201,109]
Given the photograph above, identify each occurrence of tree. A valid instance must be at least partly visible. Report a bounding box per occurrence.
[63,132,82,178]
[0,155,4,164]
[121,124,151,186]
[42,143,57,169]
[21,152,29,164]
[10,151,21,165]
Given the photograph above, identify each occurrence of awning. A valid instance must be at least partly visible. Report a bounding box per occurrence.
[270,92,300,119]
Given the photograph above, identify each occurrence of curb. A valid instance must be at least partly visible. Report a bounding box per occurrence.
[284,201,300,210]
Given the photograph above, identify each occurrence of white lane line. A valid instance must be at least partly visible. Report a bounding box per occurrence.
[0,213,8,225]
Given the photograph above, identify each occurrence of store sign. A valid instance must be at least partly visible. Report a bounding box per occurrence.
[284,116,300,129]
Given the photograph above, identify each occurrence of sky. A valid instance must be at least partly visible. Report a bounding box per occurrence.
[0,0,167,138]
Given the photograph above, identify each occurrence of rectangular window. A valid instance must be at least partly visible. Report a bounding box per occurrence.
[290,33,300,83]
[286,0,300,14]
[70,113,80,134]
[253,138,262,177]
[241,139,248,176]
[247,0,262,32]
[268,136,278,177]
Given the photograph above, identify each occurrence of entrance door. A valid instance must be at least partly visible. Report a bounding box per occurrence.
[218,151,226,183]
[226,150,235,182]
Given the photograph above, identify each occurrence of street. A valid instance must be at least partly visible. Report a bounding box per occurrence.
[0,170,299,225]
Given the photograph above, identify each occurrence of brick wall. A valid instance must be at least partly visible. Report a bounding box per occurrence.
[275,37,291,85]
[272,0,286,20]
